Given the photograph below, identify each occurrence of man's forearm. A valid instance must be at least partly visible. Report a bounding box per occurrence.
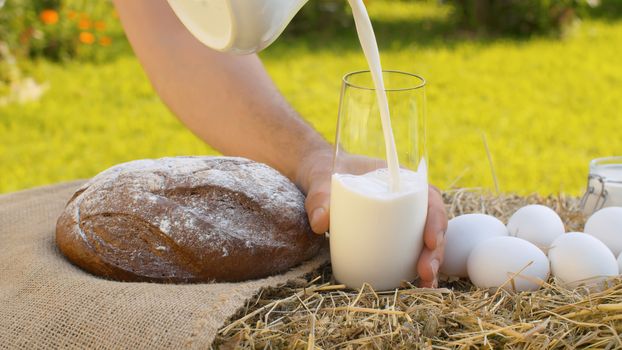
[113,0,331,186]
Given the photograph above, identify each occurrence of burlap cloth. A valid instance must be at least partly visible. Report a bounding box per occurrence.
[0,181,329,349]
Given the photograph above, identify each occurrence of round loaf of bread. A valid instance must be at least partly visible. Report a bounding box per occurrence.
[56,156,324,283]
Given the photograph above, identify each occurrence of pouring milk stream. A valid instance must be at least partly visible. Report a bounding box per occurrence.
[167,0,428,290]
[346,0,401,191]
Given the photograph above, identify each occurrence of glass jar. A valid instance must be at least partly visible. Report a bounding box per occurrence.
[580,156,622,215]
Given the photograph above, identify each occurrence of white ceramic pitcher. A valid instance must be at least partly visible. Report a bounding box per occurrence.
[167,0,310,54]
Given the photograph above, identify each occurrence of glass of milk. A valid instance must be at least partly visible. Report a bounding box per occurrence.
[580,156,622,215]
[330,70,428,291]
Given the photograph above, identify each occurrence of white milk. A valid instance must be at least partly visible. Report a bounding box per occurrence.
[347,0,400,191]
[330,168,428,290]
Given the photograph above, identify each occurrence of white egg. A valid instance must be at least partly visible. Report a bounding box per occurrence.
[507,205,565,253]
[467,236,550,292]
[549,232,618,288]
[618,252,622,274]
[584,207,622,256]
[440,214,509,278]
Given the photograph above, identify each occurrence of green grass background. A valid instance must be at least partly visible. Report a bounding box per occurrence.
[1,1,621,195]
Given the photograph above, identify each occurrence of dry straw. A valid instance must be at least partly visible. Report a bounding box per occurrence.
[213,190,622,349]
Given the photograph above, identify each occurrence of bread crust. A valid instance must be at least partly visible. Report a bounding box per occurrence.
[55,156,324,283]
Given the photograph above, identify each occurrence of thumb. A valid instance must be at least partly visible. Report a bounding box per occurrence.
[304,179,331,234]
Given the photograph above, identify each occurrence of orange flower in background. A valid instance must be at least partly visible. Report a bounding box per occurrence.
[67,10,78,20]
[78,18,91,30]
[40,9,59,25]
[94,21,106,31]
[99,36,112,46]
[79,31,95,45]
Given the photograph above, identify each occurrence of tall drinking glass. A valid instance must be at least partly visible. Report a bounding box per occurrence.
[330,70,427,291]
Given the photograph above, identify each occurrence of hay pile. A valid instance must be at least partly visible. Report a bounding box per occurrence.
[213,190,622,349]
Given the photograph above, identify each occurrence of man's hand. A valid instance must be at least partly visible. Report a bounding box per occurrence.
[417,186,447,288]
[296,148,447,288]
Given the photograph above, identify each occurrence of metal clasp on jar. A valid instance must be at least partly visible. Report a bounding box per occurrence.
[579,174,608,216]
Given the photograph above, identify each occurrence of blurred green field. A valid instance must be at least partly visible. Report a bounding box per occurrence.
[1,1,621,195]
